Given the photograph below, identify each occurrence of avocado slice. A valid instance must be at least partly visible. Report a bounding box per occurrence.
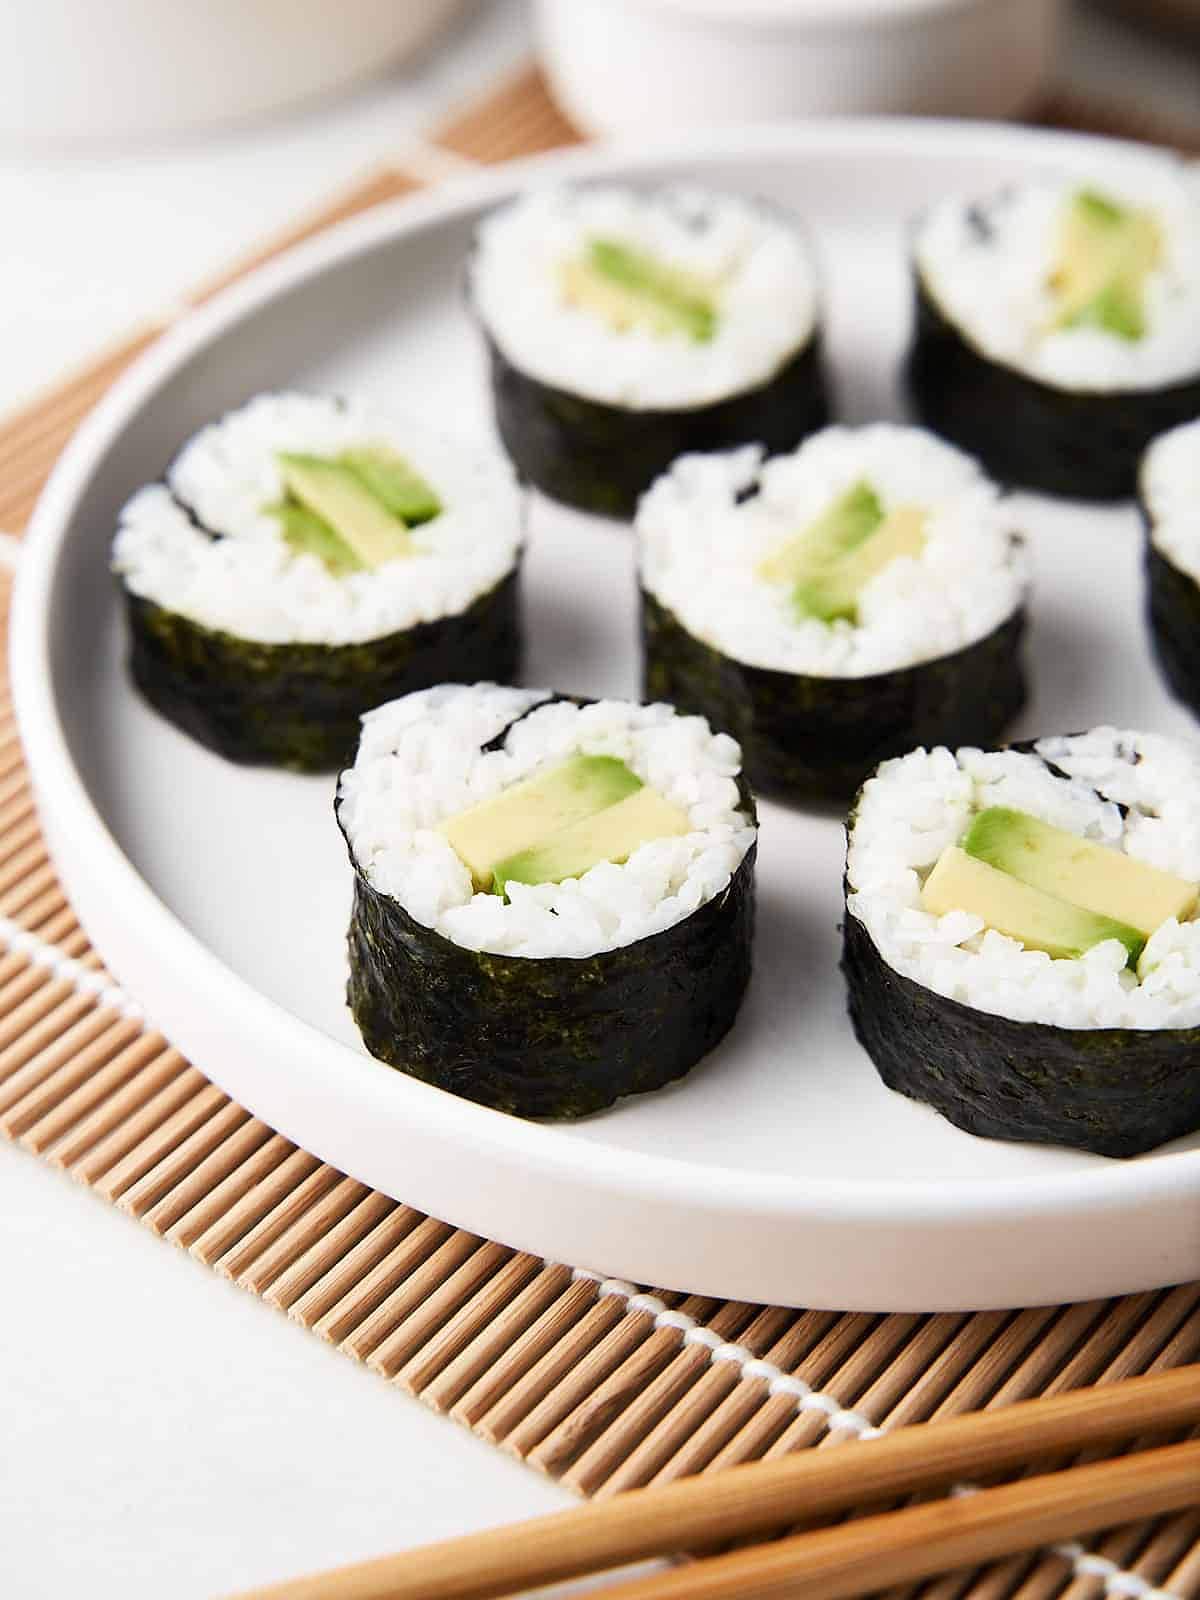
[439,755,643,891]
[339,447,441,526]
[963,806,1197,936]
[757,481,884,587]
[1049,188,1160,342]
[559,237,717,343]
[266,500,363,578]
[921,845,1145,965]
[493,785,691,895]
[793,505,926,623]
[277,454,413,569]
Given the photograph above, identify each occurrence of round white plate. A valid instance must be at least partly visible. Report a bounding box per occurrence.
[13,122,1200,1313]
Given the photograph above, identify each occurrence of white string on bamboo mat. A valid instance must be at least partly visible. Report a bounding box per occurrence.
[576,1271,884,1437]
[571,1272,1181,1599]
[0,912,142,1022]
[1059,1543,1179,1600]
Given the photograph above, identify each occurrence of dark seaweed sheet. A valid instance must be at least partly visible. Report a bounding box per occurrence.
[338,767,757,1119]
[842,902,1200,1158]
[483,330,829,519]
[906,272,1200,501]
[123,568,520,773]
[1144,533,1200,723]
[641,590,1026,807]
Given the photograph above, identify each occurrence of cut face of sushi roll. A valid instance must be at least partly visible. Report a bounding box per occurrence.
[470,184,828,518]
[637,425,1028,806]
[909,167,1200,499]
[843,729,1200,1157]
[335,684,757,1118]
[1141,417,1200,718]
[111,394,524,771]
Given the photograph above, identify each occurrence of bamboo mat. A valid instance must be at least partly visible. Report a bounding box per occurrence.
[3,66,1200,1600]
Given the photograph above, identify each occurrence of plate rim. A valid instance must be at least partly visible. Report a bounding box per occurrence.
[12,117,1200,1310]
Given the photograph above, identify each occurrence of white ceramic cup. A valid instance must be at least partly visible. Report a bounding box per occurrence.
[0,0,466,145]
[537,0,1064,131]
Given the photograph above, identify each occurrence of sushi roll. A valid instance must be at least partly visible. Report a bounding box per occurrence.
[843,728,1200,1158]
[908,166,1200,499]
[1141,417,1200,718]
[637,425,1028,807]
[335,683,757,1118]
[469,184,828,519]
[111,394,523,772]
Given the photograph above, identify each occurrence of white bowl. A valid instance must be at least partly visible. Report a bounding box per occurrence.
[0,0,466,144]
[537,0,1063,131]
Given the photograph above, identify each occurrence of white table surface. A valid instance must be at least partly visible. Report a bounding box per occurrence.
[2,4,1198,1596]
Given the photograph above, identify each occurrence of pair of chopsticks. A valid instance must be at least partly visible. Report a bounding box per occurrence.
[231,1364,1200,1600]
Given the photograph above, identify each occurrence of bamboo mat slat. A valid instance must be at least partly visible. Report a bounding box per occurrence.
[2,66,1199,1600]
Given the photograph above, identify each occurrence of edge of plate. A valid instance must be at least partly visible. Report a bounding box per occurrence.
[12,119,1200,1310]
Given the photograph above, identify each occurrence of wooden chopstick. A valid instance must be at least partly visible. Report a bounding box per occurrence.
[584,1437,1200,1600]
[229,1363,1200,1600]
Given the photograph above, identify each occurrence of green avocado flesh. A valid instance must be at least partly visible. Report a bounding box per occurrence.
[277,455,412,570]
[758,481,883,587]
[921,846,1145,964]
[756,482,926,625]
[559,237,717,343]
[1050,188,1160,341]
[271,448,441,574]
[338,447,442,525]
[963,806,1197,936]
[439,755,644,891]
[793,505,926,623]
[492,785,692,897]
[264,500,364,578]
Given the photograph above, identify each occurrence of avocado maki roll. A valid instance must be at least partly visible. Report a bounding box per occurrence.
[469,184,828,518]
[335,683,757,1118]
[1142,417,1200,717]
[637,425,1028,807]
[908,167,1200,499]
[111,393,524,772]
[844,728,1200,1158]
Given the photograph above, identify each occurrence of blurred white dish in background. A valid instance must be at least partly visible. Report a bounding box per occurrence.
[0,0,466,144]
[537,0,1063,130]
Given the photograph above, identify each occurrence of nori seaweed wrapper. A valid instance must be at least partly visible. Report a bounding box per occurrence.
[842,902,1200,1158]
[482,329,830,520]
[641,589,1027,807]
[337,746,758,1120]
[1144,528,1200,722]
[906,272,1200,501]
[122,569,521,773]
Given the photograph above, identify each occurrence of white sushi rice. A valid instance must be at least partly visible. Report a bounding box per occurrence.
[337,683,756,960]
[846,728,1200,1030]
[470,184,818,410]
[637,425,1026,678]
[1142,416,1200,579]
[111,393,523,647]
[916,162,1200,392]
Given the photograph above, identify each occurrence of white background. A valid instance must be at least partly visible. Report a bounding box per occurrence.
[2,3,1199,1596]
